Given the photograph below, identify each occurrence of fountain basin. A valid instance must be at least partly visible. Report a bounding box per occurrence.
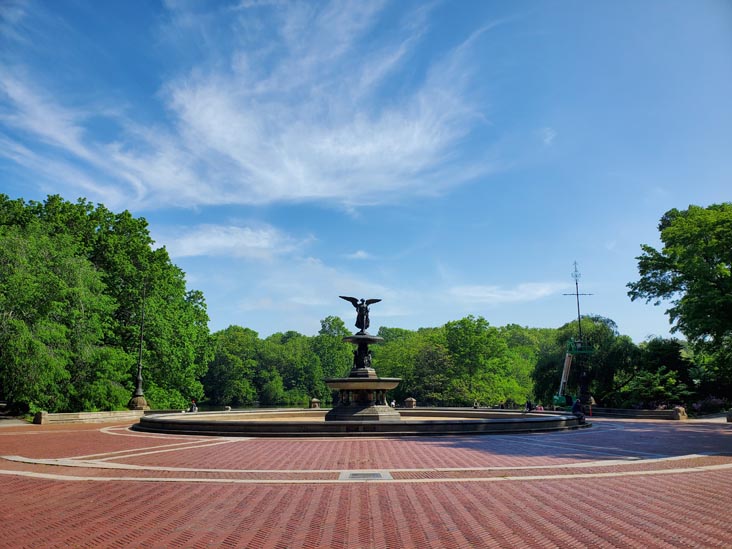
[131,408,588,437]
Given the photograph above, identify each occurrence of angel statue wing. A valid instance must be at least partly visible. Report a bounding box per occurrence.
[339,296,359,307]
[365,299,382,306]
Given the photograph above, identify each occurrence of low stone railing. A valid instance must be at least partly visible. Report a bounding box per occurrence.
[33,410,145,425]
[587,406,687,420]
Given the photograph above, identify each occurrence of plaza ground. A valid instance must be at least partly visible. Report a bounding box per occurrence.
[1,416,731,548]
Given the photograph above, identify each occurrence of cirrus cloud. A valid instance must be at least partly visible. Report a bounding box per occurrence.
[0,1,501,210]
[448,282,569,304]
[159,223,307,259]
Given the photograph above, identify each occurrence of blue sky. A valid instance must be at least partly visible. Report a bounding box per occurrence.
[1,0,731,341]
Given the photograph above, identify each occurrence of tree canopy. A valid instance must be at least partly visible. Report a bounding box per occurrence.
[1,194,728,414]
[628,204,732,344]
[0,195,212,412]
[628,203,732,397]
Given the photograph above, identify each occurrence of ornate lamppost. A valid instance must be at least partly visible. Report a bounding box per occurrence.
[128,284,150,410]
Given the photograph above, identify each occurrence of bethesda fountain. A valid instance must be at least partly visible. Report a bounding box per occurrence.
[132,296,588,436]
[323,297,401,421]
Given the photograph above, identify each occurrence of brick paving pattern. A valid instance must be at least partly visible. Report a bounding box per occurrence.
[1,418,731,547]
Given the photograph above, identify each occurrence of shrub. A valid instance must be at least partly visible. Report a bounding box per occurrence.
[691,396,727,415]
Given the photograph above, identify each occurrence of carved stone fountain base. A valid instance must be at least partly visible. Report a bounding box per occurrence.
[324,376,402,422]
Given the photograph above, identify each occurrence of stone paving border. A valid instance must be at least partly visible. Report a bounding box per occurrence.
[1,418,731,547]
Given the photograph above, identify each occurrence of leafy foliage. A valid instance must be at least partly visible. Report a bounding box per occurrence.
[203,326,259,407]
[532,317,620,405]
[628,203,732,399]
[615,367,692,409]
[372,318,534,406]
[0,195,211,412]
[628,204,732,342]
[2,194,728,412]
[312,316,352,379]
[204,317,540,408]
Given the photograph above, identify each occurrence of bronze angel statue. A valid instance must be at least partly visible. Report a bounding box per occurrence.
[339,296,381,333]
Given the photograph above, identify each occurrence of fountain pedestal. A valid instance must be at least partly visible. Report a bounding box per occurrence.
[324,333,401,422]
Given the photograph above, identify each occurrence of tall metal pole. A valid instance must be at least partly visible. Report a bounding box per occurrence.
[128,283,150,410]
[572,261,583,342]
[562,261,594,405]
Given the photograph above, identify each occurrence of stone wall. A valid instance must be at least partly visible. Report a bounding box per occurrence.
[587,406,687,420]
[33,410,145,425]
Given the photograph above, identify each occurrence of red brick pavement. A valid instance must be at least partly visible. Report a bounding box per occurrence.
[1,418,731,548]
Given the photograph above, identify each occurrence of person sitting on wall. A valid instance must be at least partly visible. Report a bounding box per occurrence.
[571,398,585,423]
[188,399,198,413]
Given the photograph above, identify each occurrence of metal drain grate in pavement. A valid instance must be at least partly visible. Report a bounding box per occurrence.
[339,471,393,481]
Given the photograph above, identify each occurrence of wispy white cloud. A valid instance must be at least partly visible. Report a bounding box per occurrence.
[345,250,372,260]
[0,0,30,44]
[0,72,207,209]
[0,75,92,161]
[0,1,501,210]
[159,223,305,259]
[236,0,287,8]
[540,127,557,146]
[448,282,568,304]
[0,133,132,205]
[231,255,403,336]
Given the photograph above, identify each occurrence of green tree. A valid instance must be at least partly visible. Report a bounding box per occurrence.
[594,335,640,405]
[376,326,413,343]
[0,223,123,412]
[628,204,732,345]
[443,316,514,405]
[259,370,286,405]
[371,328,421,404]
[532,316,640,407]
[311,316,352,381]
[628,204,732,397]
[258,332,325,405]
[639,338,693,388]
[203,326,259,407]
[0,195,212,411]
[411,339,453,405]
[498,324,557,404]
[615,367,692,408]
[318,316,350,338]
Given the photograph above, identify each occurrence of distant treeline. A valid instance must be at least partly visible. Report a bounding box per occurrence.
[207,314,704,411]
[1,195,729,414]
